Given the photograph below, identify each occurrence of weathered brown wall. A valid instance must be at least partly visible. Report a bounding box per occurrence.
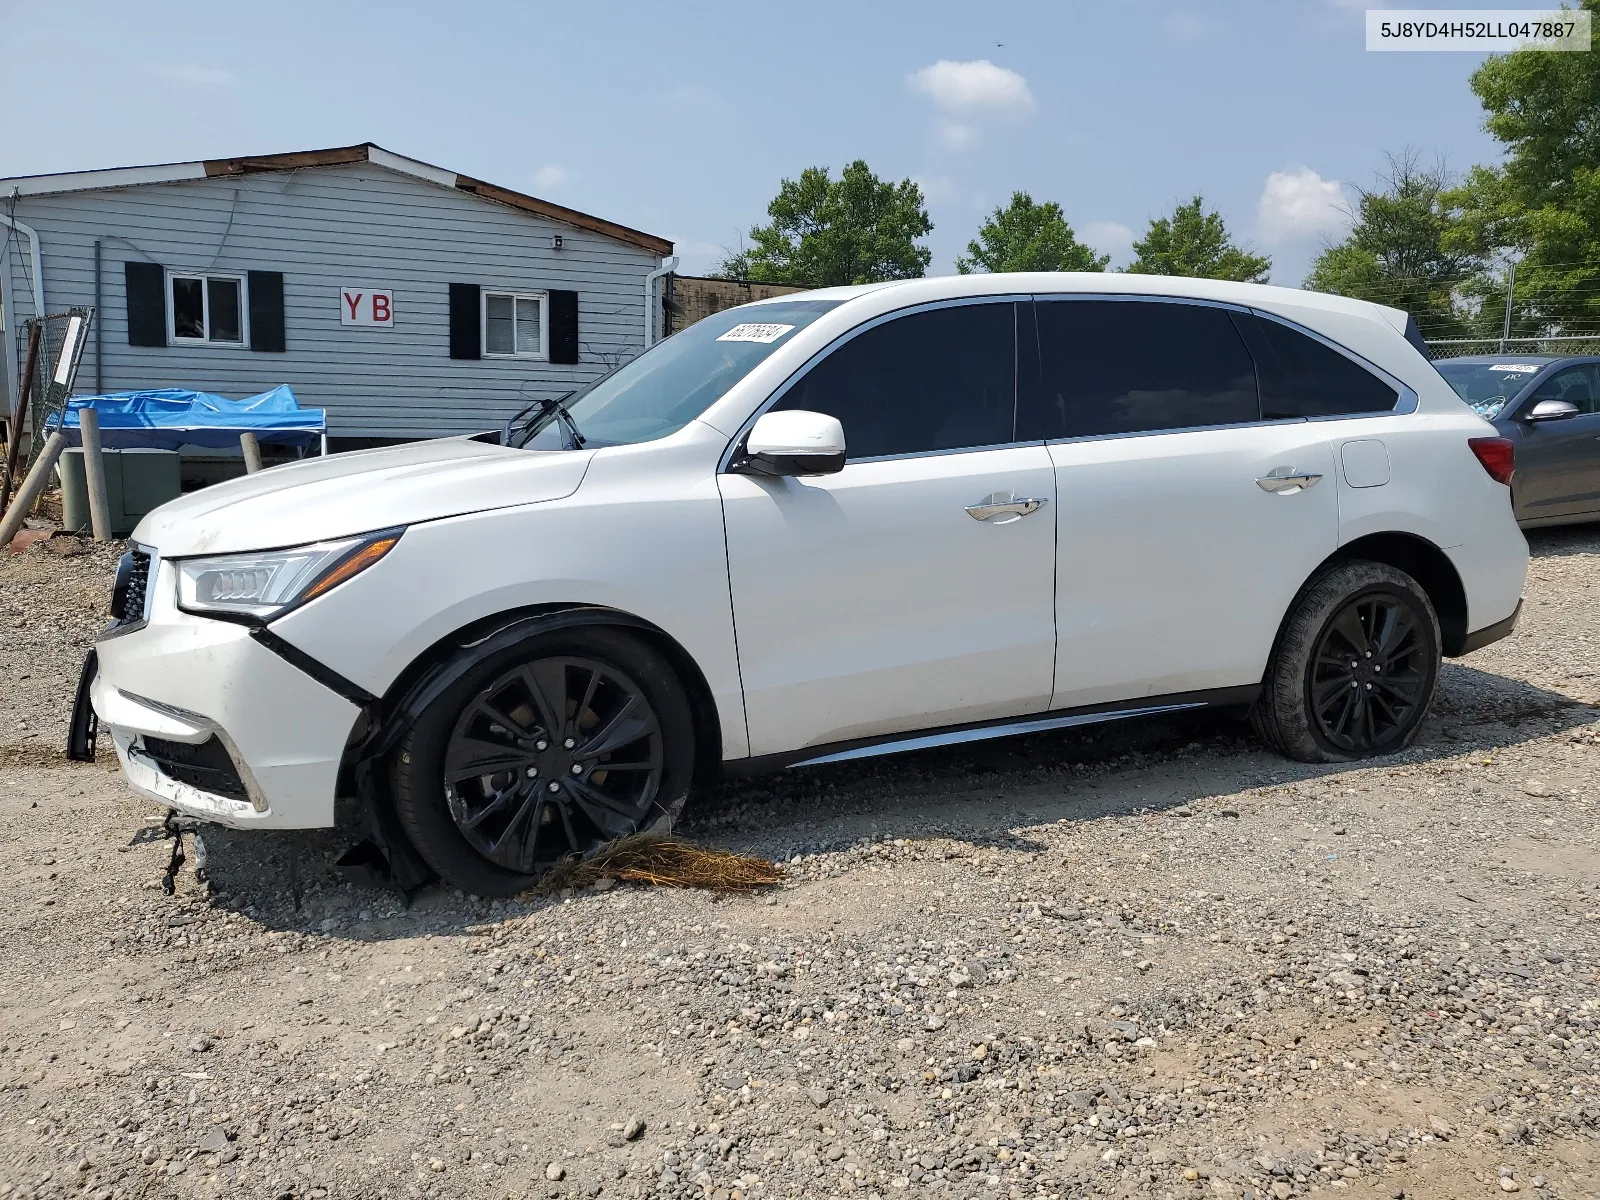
[664,275,808,335]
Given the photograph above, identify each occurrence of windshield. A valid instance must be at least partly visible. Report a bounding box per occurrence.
[517,298,842,450]
[1434,360,1545,419]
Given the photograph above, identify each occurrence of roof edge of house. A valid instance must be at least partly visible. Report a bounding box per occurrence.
[0,142,674,257]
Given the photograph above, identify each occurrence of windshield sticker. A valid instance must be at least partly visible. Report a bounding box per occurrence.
[717,323,797,344]
[1488,363,1542,372]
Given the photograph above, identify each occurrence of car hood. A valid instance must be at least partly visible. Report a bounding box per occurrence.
[134,437,594,556]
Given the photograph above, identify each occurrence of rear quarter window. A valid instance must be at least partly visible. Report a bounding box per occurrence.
[1240,312,1400,419]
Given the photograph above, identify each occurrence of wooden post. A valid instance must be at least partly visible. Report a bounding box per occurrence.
[0,323,43,511]
[0,430,67,552]
[79,407,112,541]
[240,431,263,474]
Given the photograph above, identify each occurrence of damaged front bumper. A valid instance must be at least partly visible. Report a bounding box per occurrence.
[88,555,362,829]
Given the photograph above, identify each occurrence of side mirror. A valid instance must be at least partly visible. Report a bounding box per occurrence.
[733,410,846,477]
[1524,398,1580,422]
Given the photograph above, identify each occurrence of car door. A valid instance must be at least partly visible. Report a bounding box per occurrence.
[1029,296,1340,710]
[718,299,1058,757]
[1509,364,1600,521]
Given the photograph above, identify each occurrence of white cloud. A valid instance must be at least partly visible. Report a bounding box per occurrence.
[1256,166,1351,244]
[531,165,570,191]
[910,59,1033,114]
[146,63,238,86]
[909,59,1033,149]
[1082,220,1136,262]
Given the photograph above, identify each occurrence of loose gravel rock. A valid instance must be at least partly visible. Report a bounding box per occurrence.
[1,528,1597,1199]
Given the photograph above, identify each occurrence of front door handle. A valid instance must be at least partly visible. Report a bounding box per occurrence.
[1256,467,1323,494]
[965,493,1048,523]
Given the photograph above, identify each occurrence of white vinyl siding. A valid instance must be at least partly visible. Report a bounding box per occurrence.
[0,161,662,436]
[483,291,546,358]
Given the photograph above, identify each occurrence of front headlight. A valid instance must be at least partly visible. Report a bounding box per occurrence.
[175,529,402,620]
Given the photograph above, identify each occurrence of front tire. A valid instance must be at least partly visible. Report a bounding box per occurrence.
[1251,561,1441,763]
[392,627,695,896]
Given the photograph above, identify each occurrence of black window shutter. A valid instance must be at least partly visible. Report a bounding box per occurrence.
[248,271,285,352]
[548,290,579,364]
[450,284,481,359]
[124,261,166,347]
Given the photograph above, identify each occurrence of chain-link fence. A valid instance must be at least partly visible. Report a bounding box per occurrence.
[1426,334,1600,360]
[1,307,94,518]
[21,307,93,470]
[1318,256,1600,354]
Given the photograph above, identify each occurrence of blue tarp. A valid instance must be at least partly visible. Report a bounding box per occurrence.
[61,386,326,451]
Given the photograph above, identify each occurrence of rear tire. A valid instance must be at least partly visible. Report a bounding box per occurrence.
[392,627,695,897]
[1251,561,1441,763]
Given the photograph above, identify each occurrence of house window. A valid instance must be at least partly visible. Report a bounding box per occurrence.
[168,273,246,344]
[483,291,547,358]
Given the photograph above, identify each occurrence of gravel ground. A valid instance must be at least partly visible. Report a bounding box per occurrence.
[0,529,1597,1200]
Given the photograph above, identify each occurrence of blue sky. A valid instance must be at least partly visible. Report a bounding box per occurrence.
[1,0,1512,285]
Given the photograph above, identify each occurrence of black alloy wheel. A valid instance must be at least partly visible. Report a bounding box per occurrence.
[1307,592,1431,755]
[1250,560,1441,764]
[443,656,665,875]
[392,626,695,896]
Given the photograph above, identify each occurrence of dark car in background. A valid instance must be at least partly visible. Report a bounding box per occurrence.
[1435,355,1600,528]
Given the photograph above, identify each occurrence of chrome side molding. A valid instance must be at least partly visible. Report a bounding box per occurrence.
[788,701,1207,768]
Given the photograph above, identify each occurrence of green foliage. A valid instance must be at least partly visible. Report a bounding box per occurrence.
[710,244,754,282]
[1448,0,1600,334]
[1474,1,1600,207]
[717,161,933,287]
[1126,196,1271,282]
[1305,153,1480,339]
[955,192,1108,274]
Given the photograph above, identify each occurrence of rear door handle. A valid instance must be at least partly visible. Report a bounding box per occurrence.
[1256,467,1323,494]
[966,493,1048,523]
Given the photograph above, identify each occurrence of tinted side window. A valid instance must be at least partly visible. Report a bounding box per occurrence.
[1025,299,1259,439]
[1245,314,1400,419]
[775,303,1016,460]
[1529,364,1600,414]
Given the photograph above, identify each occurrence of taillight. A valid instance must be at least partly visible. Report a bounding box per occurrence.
[1469,436,1515,485]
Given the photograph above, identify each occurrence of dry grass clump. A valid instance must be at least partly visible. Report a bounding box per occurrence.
[538,833,785,895]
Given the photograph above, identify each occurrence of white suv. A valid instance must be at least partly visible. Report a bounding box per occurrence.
[81,273,1529,895]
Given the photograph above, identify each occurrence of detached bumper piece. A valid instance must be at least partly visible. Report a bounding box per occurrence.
[66,649,99,762]
[156,809,207,896]
[141,736,251,802]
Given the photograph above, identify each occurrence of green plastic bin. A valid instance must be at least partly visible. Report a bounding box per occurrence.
[59,448,182,536]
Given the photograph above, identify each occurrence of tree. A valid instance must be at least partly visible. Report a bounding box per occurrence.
[715,161,932,286]
[1305,152,1480,340]
[1125,196,1270,282]
[710,234,755,283]
[1447,0,1600,334]
[955,192,1108,274]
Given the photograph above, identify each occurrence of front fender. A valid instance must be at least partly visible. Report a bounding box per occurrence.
[266,434,749,760]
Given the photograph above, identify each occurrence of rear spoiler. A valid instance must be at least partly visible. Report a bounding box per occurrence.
[1402,314,1430,358]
